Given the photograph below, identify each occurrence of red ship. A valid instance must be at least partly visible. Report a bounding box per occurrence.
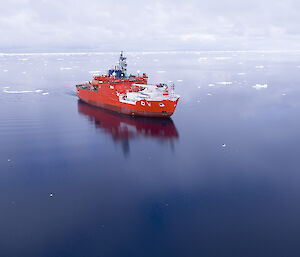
[76,52,180,117]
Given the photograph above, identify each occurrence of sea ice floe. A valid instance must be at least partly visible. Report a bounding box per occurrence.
[197,86,201,89]
[253,84,268,90]
[208,84,215,87]
[3,70,8,72]
[282,93,286,96]
[18,58,28,61]
[156,70,166,73]
[177,80,183,82]
[255,65,264,69]
[21,71,27,74]
[222,144,226,147]
[42,92,49,95]
[0,52,89,57]
[216,82,232,85]
[3,89,44,94]
[60,67,72,70]
[207,93,212,96]
[198,57,208,61]
[237,72,246,75]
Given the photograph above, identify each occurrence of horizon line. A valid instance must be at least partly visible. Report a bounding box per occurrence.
[1,50,300,56]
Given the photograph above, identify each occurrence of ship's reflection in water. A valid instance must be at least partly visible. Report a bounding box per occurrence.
[77,100,179,155]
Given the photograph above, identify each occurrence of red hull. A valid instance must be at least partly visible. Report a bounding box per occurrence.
[79,97,174,117]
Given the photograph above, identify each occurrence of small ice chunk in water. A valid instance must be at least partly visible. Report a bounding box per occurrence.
[222,144,226,147]
[8,159,11,162]
[157,70,166,73]
[197,86,201,89]
[177,80,183,82]
[237,72,246,75]
[207,93,212,96]
[208,84,215,87]
[60,67,72,70]
[282,93,286,96]
[216,82,232,85]
[50,193,53,197]
[255,65,264,69]
[42,92,49,95]
[253,84,268,90]
[22,71,27,74]
[3,69,8,72]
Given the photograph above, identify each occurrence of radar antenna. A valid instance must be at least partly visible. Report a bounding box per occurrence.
[119,51,127,77]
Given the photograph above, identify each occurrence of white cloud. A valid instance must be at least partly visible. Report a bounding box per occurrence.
[0,0,300,51]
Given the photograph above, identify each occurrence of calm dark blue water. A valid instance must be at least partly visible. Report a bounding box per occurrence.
[1,51,300,257]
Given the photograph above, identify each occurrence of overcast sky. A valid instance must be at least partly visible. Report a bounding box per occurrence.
[1,0,300,52]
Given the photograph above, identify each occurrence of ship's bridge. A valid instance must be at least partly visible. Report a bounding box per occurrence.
[108,69,125,78]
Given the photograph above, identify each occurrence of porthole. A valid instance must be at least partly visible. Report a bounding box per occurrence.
[159,103,165,107]
[141,101,145,106]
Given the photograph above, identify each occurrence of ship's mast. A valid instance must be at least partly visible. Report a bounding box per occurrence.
[119,51,127,77]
